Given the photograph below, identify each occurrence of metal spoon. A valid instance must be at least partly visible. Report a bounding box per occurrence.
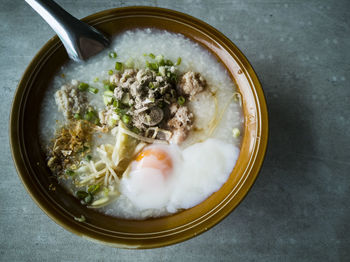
[25,0,110,62]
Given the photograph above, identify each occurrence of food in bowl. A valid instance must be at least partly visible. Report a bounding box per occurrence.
[39,29,244,219]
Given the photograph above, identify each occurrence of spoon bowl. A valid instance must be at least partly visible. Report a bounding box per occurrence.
[25,0,110,61]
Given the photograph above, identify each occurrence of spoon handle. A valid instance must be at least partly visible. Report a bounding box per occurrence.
[25,0,109,61]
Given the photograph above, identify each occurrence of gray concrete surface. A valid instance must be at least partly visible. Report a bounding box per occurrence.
[1,0,349,261]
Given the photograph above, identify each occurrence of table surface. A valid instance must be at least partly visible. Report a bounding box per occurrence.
[1,0,349,261]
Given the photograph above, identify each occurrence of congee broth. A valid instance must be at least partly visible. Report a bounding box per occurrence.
[39,29,244,219]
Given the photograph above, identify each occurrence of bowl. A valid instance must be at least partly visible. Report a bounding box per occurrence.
[10,6,268,248]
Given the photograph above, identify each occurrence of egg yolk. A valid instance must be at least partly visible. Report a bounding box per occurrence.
[135,148,173,175]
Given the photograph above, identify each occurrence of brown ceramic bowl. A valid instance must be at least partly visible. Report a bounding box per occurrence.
[10,7,268,248]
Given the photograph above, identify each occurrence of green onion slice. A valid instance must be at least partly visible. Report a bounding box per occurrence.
[84,193,93,204]
[115,62,123,71]
[176,57,182,65]
[76,191,88,199]
[88,86,99,94]
[78,82,89,91]
[148,82,156,89]
[104,90,114,96]
[177,96,186,105]
[65,169,75,176]
[109,51,117,58]
[122,114,131,124]
[103,84,113,91]
[88,184,100,194]
[165,59,174,66]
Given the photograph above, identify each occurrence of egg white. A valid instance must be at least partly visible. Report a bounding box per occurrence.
[119,138,240,213]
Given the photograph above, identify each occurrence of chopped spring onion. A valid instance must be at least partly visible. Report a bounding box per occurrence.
[158,59,165,66]
[155,54,164,62]
[165,59,173,66]
[103,95,113,105]
[177,96,186,105]
[108,118,118,127]
[115,62,123,71]
[88,184,100,194]
[78,145,89,153]
[131,126,140,134]
[76,191,88,199]
[148,82,156,89]
[103,91,114,104]
[84,109,97,121]
[122,114,131,124]
[78,82,89,91]
[115,108,128,116]
[113,100,122,109]
[159,66,166,76]
[104,90,114,97]
[146,61,158,71]
[93,118,100,125]
[74,215,86,222]
[84,113,92,121]
[176,57,182,65]
[85,155,92,161]
[121,93,130,105]
[84,193,93,204]
[170,74,177,82]
[109,51,117,58]
[73,113,81,119]
[149,53,156,59]
[93,77,99,82]
[108,69,114,75]
[232,128,240,138]
[65,169,75,176]
[82,146,90,153]
[88,86,99,94]
[104,84,113,91]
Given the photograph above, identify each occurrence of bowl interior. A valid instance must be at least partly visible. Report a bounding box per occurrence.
[10,7,268,248]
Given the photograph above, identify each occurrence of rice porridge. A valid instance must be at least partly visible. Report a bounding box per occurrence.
[39,29,244,219]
